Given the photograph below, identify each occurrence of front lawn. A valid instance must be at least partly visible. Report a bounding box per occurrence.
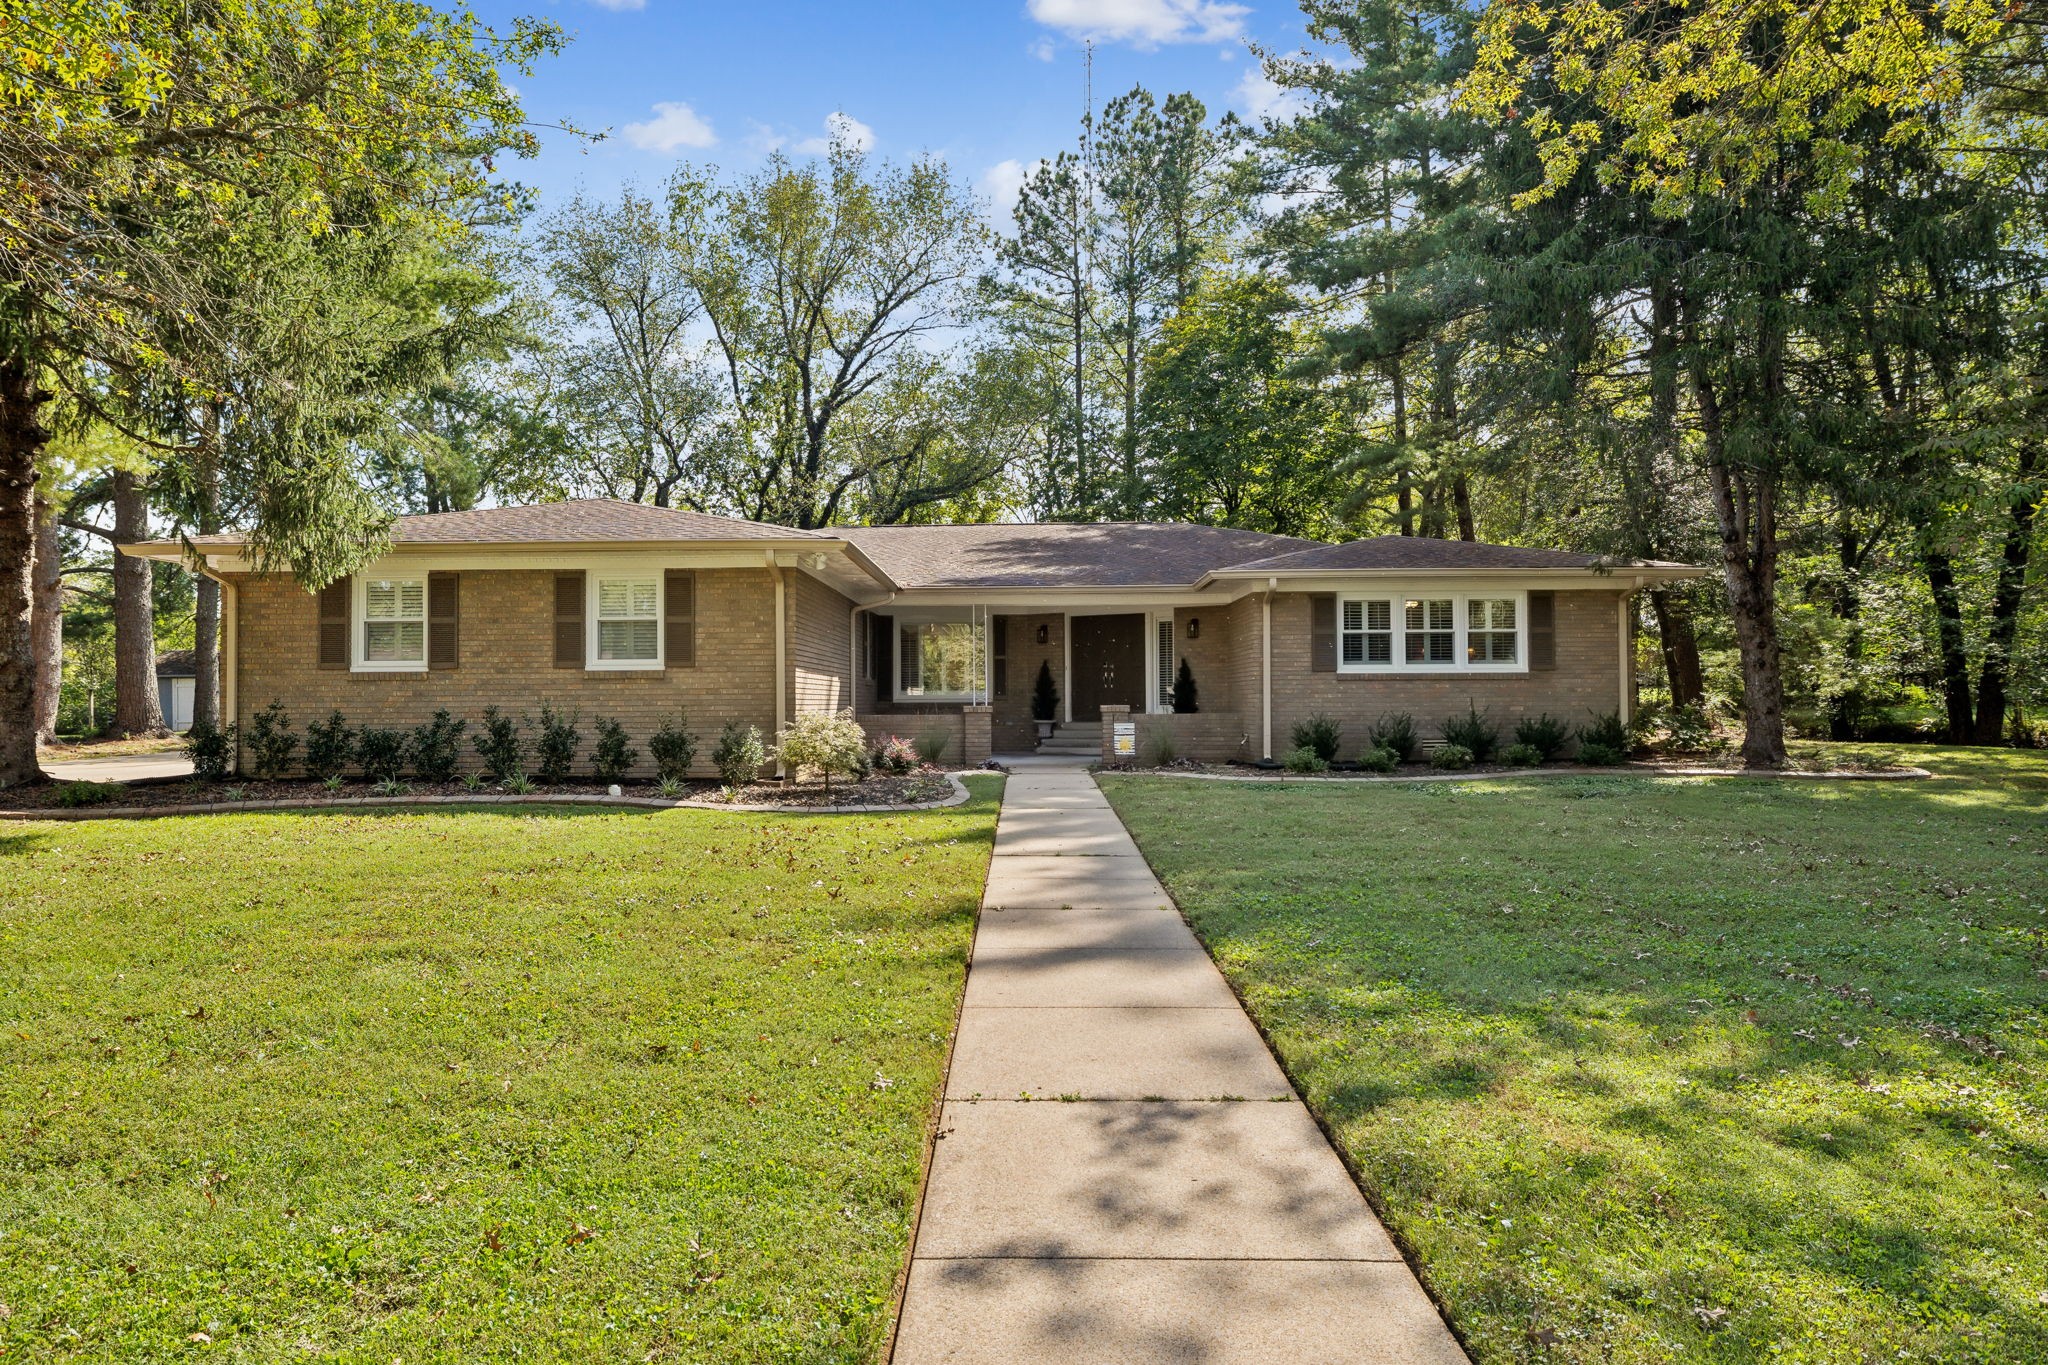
[1103,748,2046,1364]
[0,780,999,1362]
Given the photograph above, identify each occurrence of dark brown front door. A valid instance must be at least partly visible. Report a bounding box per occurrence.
[1070,614,1148,721]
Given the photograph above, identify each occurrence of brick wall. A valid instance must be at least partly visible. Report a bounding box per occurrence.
[1245,589,1629,759]
[788,571,853,716]
[230,567,786,779]
[991,612,1065,750]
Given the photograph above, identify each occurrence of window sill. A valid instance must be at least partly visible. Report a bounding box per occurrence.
[1334,666,1529,677]
[351,663,427,675]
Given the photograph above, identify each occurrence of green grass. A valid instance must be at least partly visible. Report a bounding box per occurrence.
[0,778,1000,1363]
[1102,748,2047,1364]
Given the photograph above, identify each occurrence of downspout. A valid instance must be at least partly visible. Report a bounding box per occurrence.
[1618,591,1633,724]
[1261,579,1275,762]
[769,552,787,776]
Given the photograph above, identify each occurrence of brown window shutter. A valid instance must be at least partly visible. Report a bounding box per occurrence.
[1529,591,1557,670]
[664,569,695,667]
[428,572,460,670]
[317,577,351,670]
[554,571,585,668]
[1309,593,1337,672]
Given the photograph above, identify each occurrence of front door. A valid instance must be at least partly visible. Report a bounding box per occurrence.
[1070,614,1148,721]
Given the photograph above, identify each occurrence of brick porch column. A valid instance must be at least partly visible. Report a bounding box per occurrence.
[1099,704,1130,764]
[962,705,992,767]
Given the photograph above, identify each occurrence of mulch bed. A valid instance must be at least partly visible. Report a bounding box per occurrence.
[1096,755,1929,780]
[15,770,959,814]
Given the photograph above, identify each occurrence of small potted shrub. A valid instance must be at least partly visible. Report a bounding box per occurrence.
[1171,658,1199,714]
[1031,661,1060,743]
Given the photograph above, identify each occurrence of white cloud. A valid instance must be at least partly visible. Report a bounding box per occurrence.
[585,0,646,11]
[1234,67,1308,125]
[622,101,717,152]
[795,110,876,156]
[1026,0,1248,47]
[1029,36,1057,61]
[978,158,1038,220]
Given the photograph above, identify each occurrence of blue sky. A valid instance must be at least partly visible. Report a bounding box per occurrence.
[471,0,1315,221]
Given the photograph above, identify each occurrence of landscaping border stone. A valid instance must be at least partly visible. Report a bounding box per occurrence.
[0,774,976,822]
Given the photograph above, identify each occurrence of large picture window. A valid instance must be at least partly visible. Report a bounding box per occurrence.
[899,619,983,698]
[1337,590,1526,674]
[594,576,661,666]
[361,577,426,668]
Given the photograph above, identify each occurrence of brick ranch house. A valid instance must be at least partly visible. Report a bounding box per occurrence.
[128,498,1705,775]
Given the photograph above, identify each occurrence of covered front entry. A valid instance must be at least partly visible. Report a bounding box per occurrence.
[1069,613,1149,721]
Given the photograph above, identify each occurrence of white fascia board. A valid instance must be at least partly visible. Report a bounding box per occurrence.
[1195,567,1707,592]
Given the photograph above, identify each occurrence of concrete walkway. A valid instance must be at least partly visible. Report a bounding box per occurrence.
[893,767,1469,1364]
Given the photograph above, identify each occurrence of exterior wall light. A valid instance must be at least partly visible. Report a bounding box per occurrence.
[1036,623,1050,645]
[1186,617,1200,640]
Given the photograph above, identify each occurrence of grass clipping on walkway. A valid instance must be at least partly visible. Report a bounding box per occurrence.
[0,778,1000,1362]
[1104,747,2046,1364]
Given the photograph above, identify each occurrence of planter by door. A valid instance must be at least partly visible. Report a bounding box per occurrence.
[1069,613,1148,721]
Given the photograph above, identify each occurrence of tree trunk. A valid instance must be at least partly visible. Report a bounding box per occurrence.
[192,404,222,730]
[1972,443,2041,745]
[1452,473,1476,542]
[1648,588,1705,708]
[0,354,49,787]
[1828,525,1866,741]
[31,493,62,742]
[111,468,168,737]
[1923,549,1974,742]
[1695,371,1786,768]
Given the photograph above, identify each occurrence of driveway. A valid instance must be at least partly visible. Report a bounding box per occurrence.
[41,751,194,783]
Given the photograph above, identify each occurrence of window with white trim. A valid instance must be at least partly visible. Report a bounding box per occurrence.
[1341,598,1394,666]
[1336,590,1528,674]
[362,577,426,667]
[899,620,982,698]
[594,576,660,665]
[1404,598,1456,664]
[1467,597,1518,664]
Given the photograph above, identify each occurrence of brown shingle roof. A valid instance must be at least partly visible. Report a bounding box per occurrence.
[841,522,1319,589]
[175,499,827,548]
[389,499,827,544]
[1214,536,1646,574]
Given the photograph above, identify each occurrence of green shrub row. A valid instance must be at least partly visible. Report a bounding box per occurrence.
[186,703,964,787]
[1277,705,1635,769]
